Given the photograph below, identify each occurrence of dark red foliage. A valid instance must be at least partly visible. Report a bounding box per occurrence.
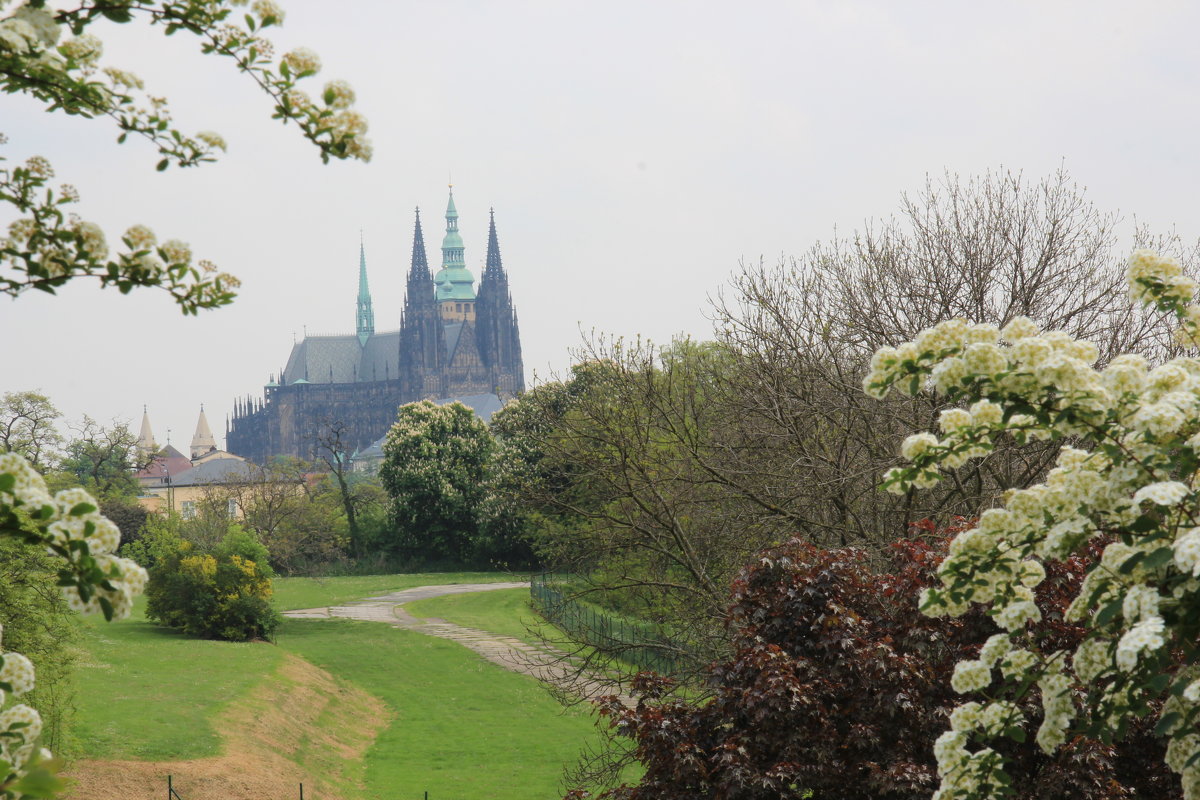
[585,524,1176,800]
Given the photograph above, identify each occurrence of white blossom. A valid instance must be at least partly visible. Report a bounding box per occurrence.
[1132,481,1190,507]
[950,659,991,694]
[1115,616,1166,671]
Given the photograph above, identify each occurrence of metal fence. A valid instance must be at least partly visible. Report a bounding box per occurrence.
[529,574,683,675]
[166,775,310,799]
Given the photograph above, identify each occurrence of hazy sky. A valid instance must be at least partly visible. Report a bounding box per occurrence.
[3,0,1200,453]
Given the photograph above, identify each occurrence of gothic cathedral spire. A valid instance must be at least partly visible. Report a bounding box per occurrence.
[484,207,505,279]
[409,207,430,281]
[475,208,524,393]
[400,206,447,390]
[356,235,374,346]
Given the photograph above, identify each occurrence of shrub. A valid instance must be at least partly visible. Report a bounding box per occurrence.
[590,529,1175,799]
[145,524,280,641]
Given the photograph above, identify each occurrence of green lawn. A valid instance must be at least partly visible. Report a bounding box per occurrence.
[71,597,282,760]
[405,586,545,643]
[71,572,517,760]
[70,571,617,799]
[272,571,522,611]
[277,617,611,800]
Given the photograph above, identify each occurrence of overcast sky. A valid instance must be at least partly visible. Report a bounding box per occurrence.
[3,0,1199,453]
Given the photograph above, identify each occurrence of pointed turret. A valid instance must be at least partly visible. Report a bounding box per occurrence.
[137,405,157,454]
[400,206,447,392]
[434,187,476,305]
[190,405,217,459]
[475,207,524,393]
[356,236,375,346]
[484,207,505,278]
[409,207,431,282]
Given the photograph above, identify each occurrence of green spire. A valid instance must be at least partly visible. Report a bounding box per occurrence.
[434,186,476,302]
[356,235,374,345]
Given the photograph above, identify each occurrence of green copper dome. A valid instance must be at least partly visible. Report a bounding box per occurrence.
[434,187,476,301]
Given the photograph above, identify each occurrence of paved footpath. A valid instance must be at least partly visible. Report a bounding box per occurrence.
[283,582,632,705]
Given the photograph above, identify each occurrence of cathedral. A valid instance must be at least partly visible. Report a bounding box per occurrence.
[226,189,524,464]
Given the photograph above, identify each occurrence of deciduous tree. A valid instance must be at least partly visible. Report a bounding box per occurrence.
[380,400,495,565]
[0,391,61,470]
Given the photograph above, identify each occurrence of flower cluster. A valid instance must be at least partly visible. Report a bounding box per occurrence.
[0,453,147,618]
[867,250,1200,798]
[0,623,50,788]
[0,453,146,797]
[0,0,371,312]
[0,151,240,312]
[1,0,370,168]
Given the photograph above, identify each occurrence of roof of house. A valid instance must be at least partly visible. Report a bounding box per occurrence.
[135,445,193,482]
[169,457,258,487]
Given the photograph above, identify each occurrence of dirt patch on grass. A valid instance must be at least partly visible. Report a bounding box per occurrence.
[64,652,390,800]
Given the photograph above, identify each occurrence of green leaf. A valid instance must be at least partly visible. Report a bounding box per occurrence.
[1142,546,1175,571]
[0,473,13,491]
[1147,673,1170,694]
[1119,551,1146,575]
[1155,711,1182,736]
[69,502,96,516]
[100,7,133,22]
[1094,597,1123,628]
[10,763,64,797]
[1128,514,1158,533]
[156,158,169,172]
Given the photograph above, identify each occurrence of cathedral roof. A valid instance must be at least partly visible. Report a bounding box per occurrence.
[281,330,403,385]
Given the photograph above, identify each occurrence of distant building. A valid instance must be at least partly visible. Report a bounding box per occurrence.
[227,189,524,464]
[136,407,254,517]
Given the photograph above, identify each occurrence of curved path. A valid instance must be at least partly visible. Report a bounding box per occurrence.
[284,582,632,705]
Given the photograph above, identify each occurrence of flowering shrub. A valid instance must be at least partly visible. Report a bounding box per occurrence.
[144,524,279,641]
[586,530,1174,800]
[0,0,369,313]
[380,401,497,565]
[0,452,147,798]
[865,250,1200,798]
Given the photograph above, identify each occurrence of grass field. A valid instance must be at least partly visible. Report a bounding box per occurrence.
[69,572,615,799]
[71,572,514,760]
[72,598,282,760]
[277,617,605,800]
[272,571,521,611]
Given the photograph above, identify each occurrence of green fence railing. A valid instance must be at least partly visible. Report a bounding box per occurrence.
[529,574,683,675]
